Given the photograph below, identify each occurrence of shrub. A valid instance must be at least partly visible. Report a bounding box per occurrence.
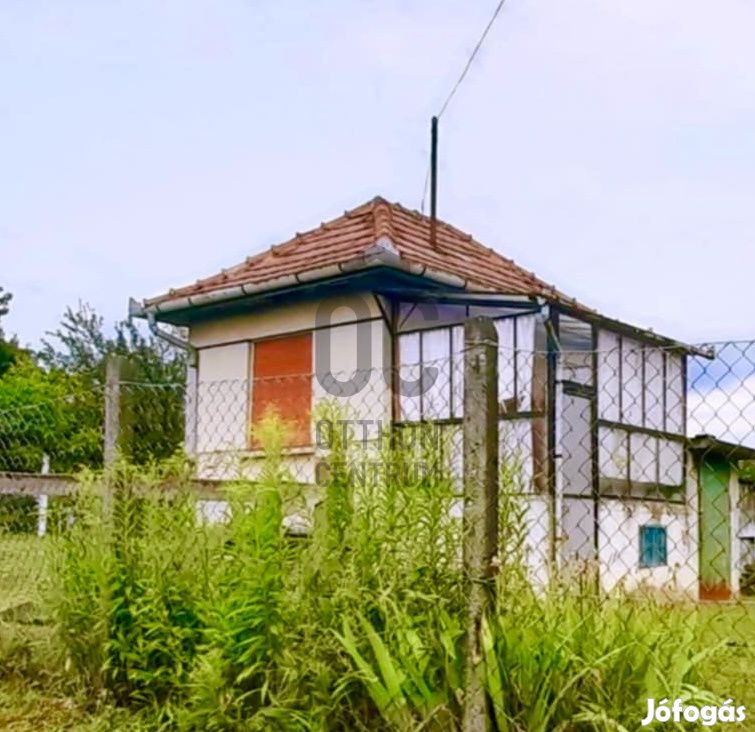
[48,458,208,709]
[179,416,293,730]
[44,414,724,730]
[0,495,37,534]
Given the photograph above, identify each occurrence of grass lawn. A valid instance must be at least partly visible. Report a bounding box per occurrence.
[698,601,755,720]
[0,678,148,732]
[0,533,49,617]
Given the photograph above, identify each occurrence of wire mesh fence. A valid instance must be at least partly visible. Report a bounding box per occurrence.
[2,334,755,651]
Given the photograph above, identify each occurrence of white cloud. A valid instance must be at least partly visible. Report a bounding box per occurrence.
[688,376,755,448]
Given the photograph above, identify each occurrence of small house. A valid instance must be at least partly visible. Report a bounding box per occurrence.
[132,196,707,595]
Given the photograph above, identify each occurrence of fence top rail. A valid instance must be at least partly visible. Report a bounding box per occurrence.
[0,472,228,501]
[0,472,76,497]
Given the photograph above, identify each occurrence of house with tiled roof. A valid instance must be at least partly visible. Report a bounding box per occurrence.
[133,196,714,596]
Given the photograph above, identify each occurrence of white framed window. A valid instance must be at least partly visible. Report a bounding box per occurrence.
[398,314,537,422]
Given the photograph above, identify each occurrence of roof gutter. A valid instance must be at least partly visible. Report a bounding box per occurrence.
[688,434,755,462]
[553,301,712,359]
[136,251,473,319]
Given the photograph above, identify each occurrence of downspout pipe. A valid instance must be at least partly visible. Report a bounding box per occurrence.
[129,298,197,367]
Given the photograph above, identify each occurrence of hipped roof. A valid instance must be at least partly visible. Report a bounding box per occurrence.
[146,196,575,308]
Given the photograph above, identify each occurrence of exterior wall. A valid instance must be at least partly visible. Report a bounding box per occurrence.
[696,454,736,599]
[589,328,693,594]
[196,342,249,454]
[595,330,686,494]
[189,293,382,348]
[597,497,698,597]
[549,324,701,595]
[738,483,755,579]
[190,292,392,484]
[520,495,552,589]
[187,301,702,599]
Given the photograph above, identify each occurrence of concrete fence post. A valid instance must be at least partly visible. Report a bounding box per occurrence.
[36,453,50,537]
[461,316,499,732]
[104,355,136,464]
[104,356,123,469]
[103,356,135,518]
[185,363,198,456]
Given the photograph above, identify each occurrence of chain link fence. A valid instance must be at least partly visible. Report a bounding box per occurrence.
[2,334,755,649]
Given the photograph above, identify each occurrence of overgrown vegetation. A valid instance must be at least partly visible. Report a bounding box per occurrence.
[0,296,185,473]
[0,413,741,730]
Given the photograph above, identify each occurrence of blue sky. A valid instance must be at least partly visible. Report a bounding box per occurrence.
[2,1,755,348]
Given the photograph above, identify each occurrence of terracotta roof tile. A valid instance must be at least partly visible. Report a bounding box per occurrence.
[145,196,579,308]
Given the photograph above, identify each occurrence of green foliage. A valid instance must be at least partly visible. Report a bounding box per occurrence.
[180,413,292,730]
[41,303,187,465]
[741,562,755,596]
[486,587,721,731]
[0,302,186,473]
[0,286,10,323]
[44,419,724,730]
[0,286,27,379]
[39,303,185,384]
[0,495,37,533]
[48,459,207,709]
[0,355,101,472]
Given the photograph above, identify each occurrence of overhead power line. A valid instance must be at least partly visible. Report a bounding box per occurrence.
[436,0,507,120]
[420,0,508,213]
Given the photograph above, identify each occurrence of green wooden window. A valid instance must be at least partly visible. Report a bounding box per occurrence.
[639,525,667,568]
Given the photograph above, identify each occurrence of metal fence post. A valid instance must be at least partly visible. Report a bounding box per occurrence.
[462,316,499,732]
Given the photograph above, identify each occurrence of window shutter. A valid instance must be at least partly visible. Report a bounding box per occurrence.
[251,332,312,447]
[639,525,667,568]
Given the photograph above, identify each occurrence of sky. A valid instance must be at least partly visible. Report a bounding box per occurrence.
[2,0,755,350]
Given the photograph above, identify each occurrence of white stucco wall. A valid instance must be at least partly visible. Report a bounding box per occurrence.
[195,342,249,453]
[596,498,698,597]
[520,495,552,589]
[190,293,391,483]
[189,293,382,348]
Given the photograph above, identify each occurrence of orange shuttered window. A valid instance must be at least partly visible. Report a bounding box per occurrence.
[251,332,312,447]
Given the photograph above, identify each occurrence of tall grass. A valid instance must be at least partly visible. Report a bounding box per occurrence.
[48,458,208,707]
[43,413,724,730]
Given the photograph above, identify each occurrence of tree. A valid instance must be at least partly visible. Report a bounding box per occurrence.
[39,303,188,465]
[0,286,21,378]
[0,302,187,473]
[0,354,100,472]
[0,286,10,321]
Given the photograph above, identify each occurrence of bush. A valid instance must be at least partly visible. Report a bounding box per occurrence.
[48,459,207,709]
[0,495,37,533]
[45,414,724,730]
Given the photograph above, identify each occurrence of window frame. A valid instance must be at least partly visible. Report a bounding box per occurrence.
[250,331,313,448]
[639,524,668,568]
[396,314,538,423]
[596,330,688,494]
[597,331,687,434]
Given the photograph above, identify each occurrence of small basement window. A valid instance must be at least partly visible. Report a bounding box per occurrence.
[639,524,667,568]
